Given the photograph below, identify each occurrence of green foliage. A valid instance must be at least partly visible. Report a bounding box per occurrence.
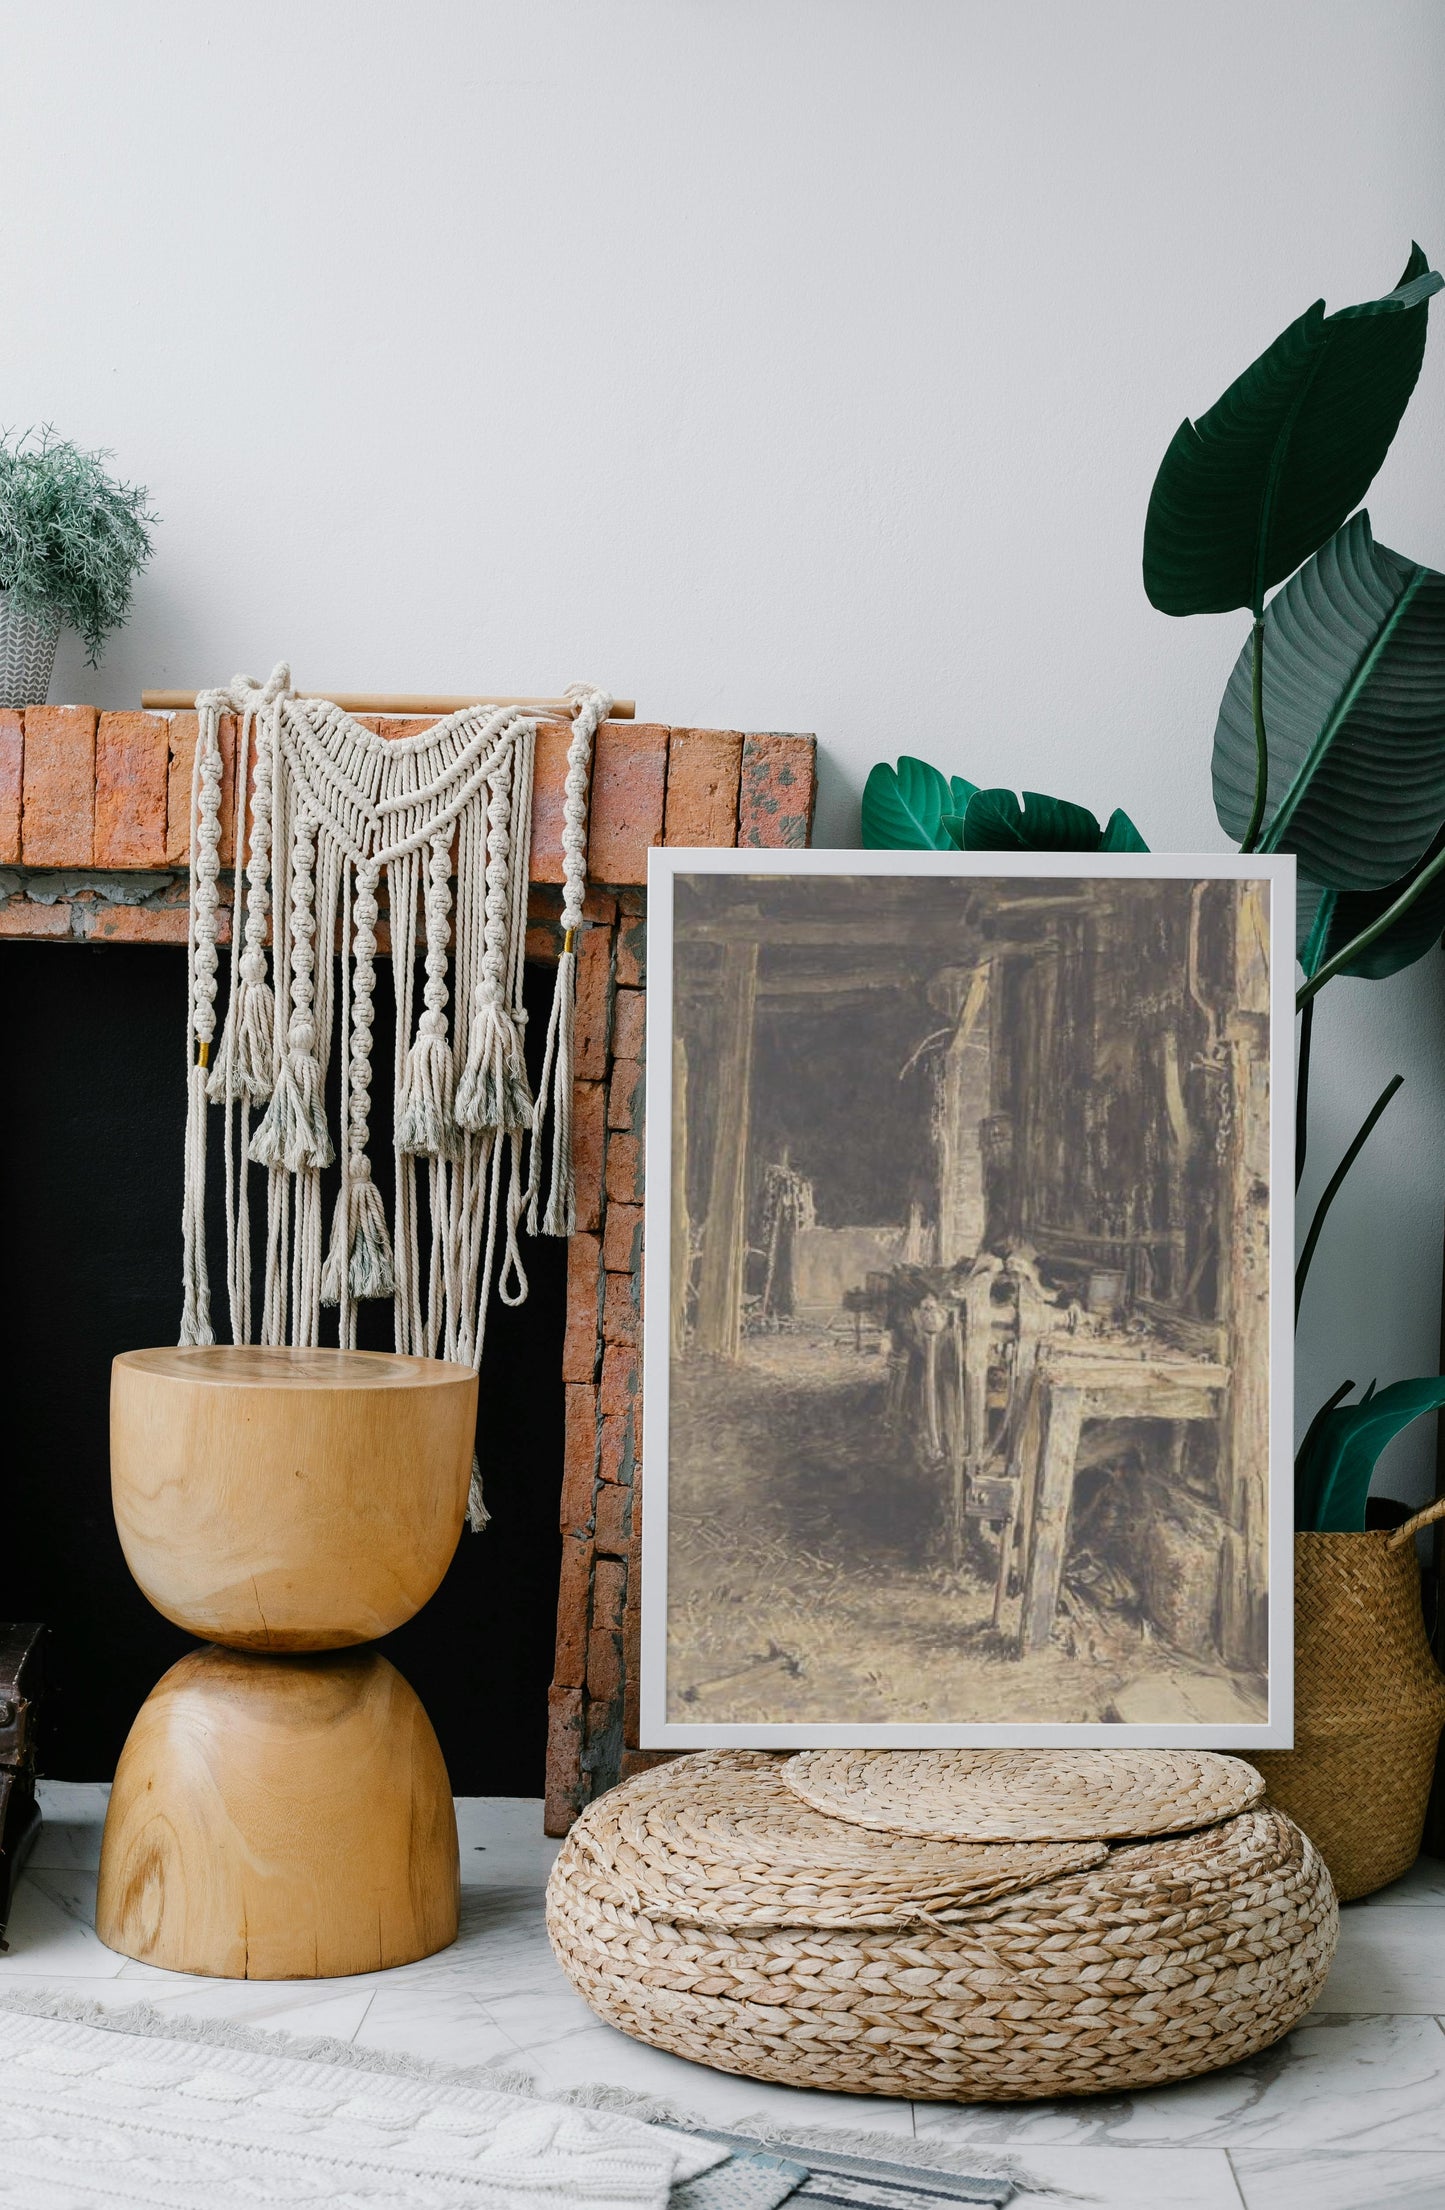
[862,759,1148,854]
[861,757,976,849]
[960,788,1148,853]
[1144,247,1442,618]
[0,428,156,663]
[1213,513,1445,888]
[1298,829,1445,982]
[1295,1376,1445,1532]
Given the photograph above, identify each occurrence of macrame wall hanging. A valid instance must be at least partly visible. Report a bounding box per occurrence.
[181,665,610,1526]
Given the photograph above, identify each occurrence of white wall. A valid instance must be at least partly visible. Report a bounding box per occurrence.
[4,0,1444,1492]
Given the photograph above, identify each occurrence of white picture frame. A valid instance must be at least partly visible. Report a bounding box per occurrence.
[641,848,1295,1749]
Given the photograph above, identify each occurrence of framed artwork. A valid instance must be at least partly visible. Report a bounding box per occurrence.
[640,850,1295,1748]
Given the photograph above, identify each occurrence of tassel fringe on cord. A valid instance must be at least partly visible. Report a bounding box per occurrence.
[180,667,609,1526]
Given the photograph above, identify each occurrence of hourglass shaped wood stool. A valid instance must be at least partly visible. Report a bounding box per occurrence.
[97,1347,477,1980]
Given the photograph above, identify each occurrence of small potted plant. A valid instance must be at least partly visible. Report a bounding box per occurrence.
[0,428,156,707]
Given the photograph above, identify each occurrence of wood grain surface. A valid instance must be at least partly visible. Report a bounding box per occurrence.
[97,1645,459,1978]
[111,1347,477,1650]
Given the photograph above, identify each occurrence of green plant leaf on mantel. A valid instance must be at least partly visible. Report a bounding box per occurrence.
[1297,1376,1445,1533]
[1144,246,1442,618]
[1213,512,1445,888]
[1297,827,1445,981]
[962,788,1151,854]
[862,757,976,849]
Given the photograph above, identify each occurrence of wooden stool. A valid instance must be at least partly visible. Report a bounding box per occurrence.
[97,1347,477,1979]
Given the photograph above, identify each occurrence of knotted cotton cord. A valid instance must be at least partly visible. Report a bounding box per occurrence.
[528,684,612,1236]
[179,696,226,1346]
[182,665,608,1531]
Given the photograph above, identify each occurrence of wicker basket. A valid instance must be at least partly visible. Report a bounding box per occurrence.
[547,1750,1337,2101]
[0,593,60,709]
[1251,1501,1445,1902]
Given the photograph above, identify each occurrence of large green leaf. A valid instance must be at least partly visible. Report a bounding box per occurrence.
[1297,1376,1445,1533]
[861,757,971,849]
[962,788,1150,853]
[1212,513,1445,888]
[1144,246,1441,617]
[1298,827,1445,981]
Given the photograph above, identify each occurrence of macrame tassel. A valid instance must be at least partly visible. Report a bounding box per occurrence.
[467,1453,490,1533]
[455,990,533,1136]
[532,945,577,1237]
[321,1168,396,1304]
[207,965,276,1105]
[397,1015,460,1158]
[179,1060,215,1346]
[249,1021,334,1172]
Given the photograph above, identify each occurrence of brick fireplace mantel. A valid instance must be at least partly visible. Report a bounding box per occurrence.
[0,703,817,1830]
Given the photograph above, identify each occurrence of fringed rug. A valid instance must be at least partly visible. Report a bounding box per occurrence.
[0,1992,1017,2209]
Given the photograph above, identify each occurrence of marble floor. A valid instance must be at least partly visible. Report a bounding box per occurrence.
[6,1786,1445,2210]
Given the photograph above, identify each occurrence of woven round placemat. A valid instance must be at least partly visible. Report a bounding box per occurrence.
[781,1746,1263,1840]
[575,1750,1106,1929]
[546,1767,1338,2101]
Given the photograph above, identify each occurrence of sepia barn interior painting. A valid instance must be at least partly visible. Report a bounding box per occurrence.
[663,869,1273,1730]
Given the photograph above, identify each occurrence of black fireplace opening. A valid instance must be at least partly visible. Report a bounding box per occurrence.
[0,940,566,1795]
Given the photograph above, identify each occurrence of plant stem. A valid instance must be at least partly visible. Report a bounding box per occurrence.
[1241,618,1268,853]
[1296,838,1445,1008]
[1295,1073,1403,1323]
[1295,996,1314,1192]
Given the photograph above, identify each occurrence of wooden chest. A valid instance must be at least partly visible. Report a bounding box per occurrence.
[0,1624,44,1940]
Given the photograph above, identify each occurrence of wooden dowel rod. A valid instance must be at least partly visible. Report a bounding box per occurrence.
[140,690,636,719]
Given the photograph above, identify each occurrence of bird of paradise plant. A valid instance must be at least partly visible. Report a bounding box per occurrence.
[865,246,1445,1530]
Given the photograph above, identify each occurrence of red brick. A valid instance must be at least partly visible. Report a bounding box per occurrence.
[594,1473,633,1560]
[530,718,580,886]
[21,705,97,865]
[664,728,743,846]
[560,1383,598,1533]
[525,920,559,964]
[592,1556,627,1634]
[615,905,646,988]
[0,712,21,863]
[605,1132,644,1205]
[571,1080,607,1234]
[94,712,170,867]
[552,1531,593,1688]
[85,904,229,946]
[165,712,238,865]
[608,1057,643,1133]
[0,899,71,938]
[544,1684,585,1836]
[738,733,818,848]
[587,1622,622,1706]
[612,986,645,1061]
[603,1204,643,1274]
[598,1410,635,1486]
[603,1269,639,1348]
[563,1232,602,1383]
[573,920,613,1080]
[582,888,617,927]
[587,724,668,885]
[165,713,197,862]
[600,1345,639,1419]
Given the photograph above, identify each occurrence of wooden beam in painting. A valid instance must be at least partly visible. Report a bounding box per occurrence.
[682,909,1094,950]
[1019,1382,1084,1653]
[1219,877,1272,1671]
[670,1036,691,1359]
[693,940,759,1358]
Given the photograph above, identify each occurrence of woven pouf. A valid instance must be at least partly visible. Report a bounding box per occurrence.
[545,1751,1338,2102]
